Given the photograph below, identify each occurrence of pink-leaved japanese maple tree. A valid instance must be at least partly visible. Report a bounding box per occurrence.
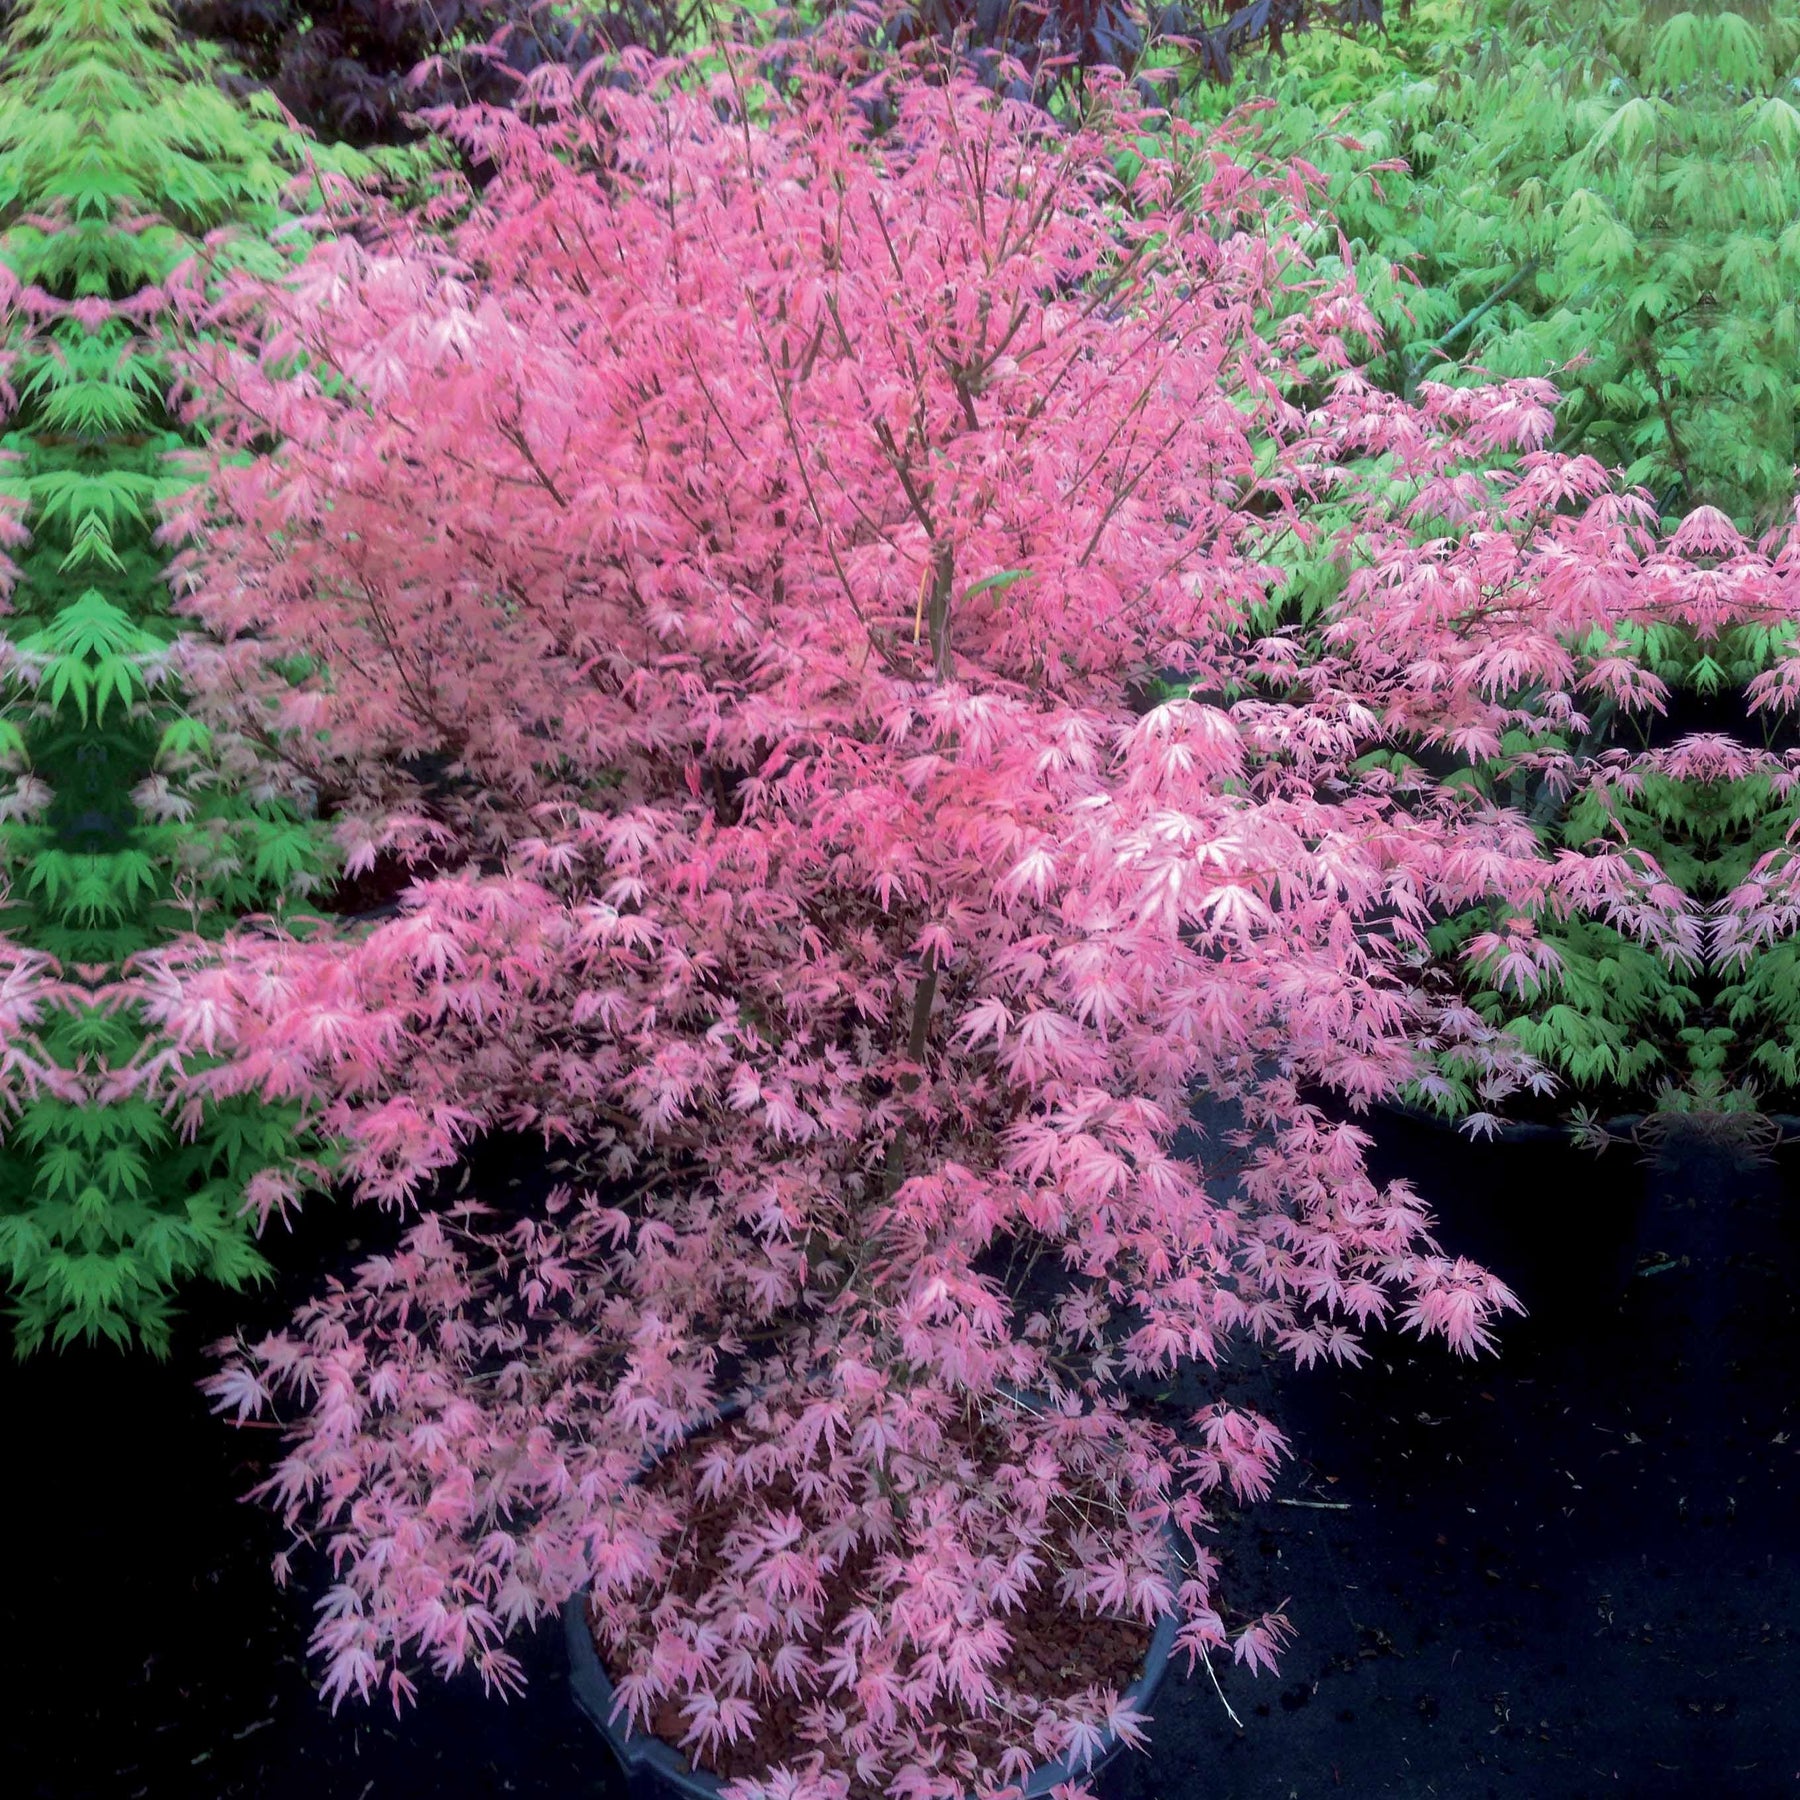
[130,28,1719,1800]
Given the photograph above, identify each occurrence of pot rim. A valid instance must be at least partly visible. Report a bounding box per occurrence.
[1373,1097,1637,1146]
[1375,1096,1800,1147]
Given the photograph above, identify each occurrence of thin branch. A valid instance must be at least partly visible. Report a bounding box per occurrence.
[1403,260,1539,399]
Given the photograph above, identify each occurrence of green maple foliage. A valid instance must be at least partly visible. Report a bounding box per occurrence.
[1401,744,1701,1124]
[1183,2,1800,1131]
[0,0,398,1353]
[1197,0,1800,532]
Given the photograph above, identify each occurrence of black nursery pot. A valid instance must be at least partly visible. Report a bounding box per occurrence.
[1366,1103,1651,1332]
[564,1593,1181,1800]
[562,1398,1184,1800]
[554,1382,1188,1800]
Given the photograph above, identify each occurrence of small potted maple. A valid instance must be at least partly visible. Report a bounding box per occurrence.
[1188,479,1800,1318]
[1384,507,1800,1150]
[1323,509,1800,1315]
[155,24,1690,1800]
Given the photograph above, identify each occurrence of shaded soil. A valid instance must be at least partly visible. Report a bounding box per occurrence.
[591,1417,1152,1793]
[9,1121,1800,1797]
[620,1603,1150,1794]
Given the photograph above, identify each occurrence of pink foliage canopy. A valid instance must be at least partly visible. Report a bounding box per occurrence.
[110,29,1800,1800]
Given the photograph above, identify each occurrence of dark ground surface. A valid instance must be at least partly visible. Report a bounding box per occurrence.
[1103,1119,1800,1800]
[7,1121,1800,1800]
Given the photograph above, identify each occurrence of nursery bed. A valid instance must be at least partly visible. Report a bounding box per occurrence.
[8,1128,1800,1799]
[1106,1125,1800,1799]
[1,1136,614,1800]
